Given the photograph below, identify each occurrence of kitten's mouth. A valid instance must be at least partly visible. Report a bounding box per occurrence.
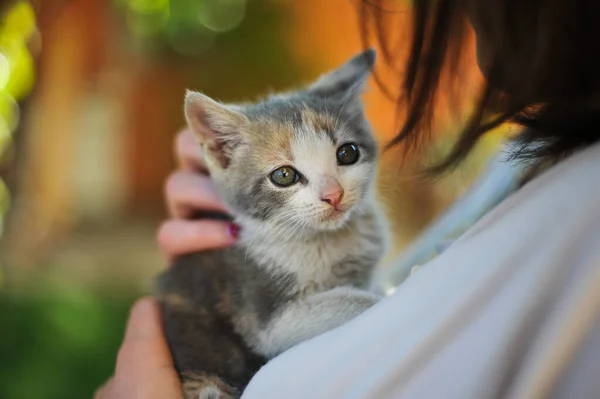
[326,210,344,219]
[321,205,349,222]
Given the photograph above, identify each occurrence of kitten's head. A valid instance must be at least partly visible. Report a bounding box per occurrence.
[185,49,378,233]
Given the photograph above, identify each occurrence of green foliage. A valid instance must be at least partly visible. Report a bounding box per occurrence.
[0,287,137,399]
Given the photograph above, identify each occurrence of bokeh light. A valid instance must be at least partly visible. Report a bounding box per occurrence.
[117,0,247,54]
[198,0,246,33]
[0,1,37,240]
[0,53,10,90]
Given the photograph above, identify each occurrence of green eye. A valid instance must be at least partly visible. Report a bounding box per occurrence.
[270,166,300,187]
[337,143,360,165]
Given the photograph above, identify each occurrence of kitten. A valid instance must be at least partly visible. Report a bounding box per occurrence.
[156,48,389,399]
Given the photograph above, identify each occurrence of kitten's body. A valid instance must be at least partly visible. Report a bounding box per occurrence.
[157,49,388,399]
[159,201,385,397]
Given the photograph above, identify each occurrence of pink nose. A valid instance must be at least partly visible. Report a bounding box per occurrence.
[321,188,344,208]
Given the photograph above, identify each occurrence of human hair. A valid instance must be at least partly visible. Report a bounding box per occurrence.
[360,0,600,174]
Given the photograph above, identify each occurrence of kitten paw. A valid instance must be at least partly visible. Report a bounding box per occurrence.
[181,372,238,399]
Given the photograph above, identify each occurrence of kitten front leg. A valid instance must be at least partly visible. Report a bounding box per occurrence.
[254,286,381,358]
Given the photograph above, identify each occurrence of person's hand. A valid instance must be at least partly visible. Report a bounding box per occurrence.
[94,298,183,399]
[157,128,239,258]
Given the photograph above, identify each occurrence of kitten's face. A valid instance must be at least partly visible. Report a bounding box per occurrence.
[225,106,376,232]
[185,49,378,233]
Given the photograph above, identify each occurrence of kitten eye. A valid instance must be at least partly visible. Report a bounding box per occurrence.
[270,166,300,187]
[336,143,360,165]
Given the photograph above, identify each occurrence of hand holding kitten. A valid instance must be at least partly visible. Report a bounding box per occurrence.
[97,129,233,399]
[157,128,239,258]
[94,298,183,399]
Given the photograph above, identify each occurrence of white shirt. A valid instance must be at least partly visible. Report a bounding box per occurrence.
[243,142,600,399]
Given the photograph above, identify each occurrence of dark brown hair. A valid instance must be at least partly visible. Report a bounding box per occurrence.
[361,0,600,173]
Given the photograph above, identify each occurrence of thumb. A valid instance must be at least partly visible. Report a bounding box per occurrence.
[113,297,182,398]
[123,297,173,346]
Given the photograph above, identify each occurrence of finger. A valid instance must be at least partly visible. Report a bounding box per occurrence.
[115,298,183,399]
[117,298,175,374]
[165,171,228,218]
[93,378,113,399]
[157,219,239,257]
[124,297,169,343]
[175,128,206,172]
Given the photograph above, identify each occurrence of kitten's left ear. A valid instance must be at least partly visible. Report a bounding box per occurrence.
[308,48,376,97]
[185,91,248,169]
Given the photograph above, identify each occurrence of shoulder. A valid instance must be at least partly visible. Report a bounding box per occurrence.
[242,143,600,399]
[462,141,600,241]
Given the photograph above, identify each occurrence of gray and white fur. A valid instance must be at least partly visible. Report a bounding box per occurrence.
[156,48,389,399]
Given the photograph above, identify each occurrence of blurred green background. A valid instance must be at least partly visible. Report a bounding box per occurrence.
[0,1,502,397]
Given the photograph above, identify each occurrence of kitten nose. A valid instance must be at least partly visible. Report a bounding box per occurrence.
[321,187,344,208]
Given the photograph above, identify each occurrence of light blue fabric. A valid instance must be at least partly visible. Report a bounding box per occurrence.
[374,146,528,293]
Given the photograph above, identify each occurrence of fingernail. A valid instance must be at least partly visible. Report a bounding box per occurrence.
[228,223,241,239]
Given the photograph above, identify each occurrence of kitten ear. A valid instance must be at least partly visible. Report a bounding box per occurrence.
[184,90,247,168]
[308,48,376,97]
